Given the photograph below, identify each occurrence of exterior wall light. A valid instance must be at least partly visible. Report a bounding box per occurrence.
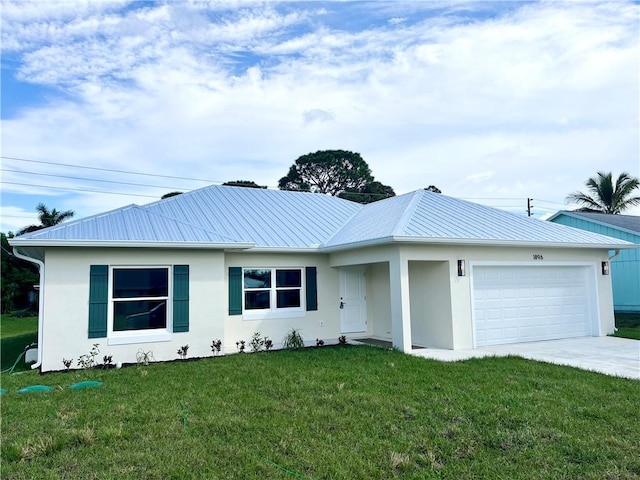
[457,260,466,277]
[601,261,610,275]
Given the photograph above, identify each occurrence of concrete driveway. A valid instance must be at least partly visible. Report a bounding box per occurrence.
[412,336,640,380]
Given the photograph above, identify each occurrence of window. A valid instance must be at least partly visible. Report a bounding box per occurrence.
[243,268,302,312]
[112,267,169,332]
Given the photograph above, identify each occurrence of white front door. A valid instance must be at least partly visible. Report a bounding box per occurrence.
[340,267,367,333]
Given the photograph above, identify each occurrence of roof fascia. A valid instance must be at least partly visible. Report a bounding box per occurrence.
[319,235,637,253]
[8,239,255,250]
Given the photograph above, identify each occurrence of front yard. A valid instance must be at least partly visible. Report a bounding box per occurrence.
[613,312,640,340]
[2,345,639,479]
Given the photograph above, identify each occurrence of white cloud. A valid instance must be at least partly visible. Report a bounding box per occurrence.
[1,1,638,223]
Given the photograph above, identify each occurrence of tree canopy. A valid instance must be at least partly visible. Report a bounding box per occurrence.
[161,191,183,199]
[223,180,267,189]
[339,181,396,204]
[17,203,75,235]
[278,150,374,196]
[278,150,395,203]
[566,171,640,214]
[425,185,442,193]
[1,232,38,313]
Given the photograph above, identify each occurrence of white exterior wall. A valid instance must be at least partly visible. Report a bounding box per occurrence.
[40,248,225,372]
[224,252,340,352]
[38,242,614,371]
[331,243,615,350]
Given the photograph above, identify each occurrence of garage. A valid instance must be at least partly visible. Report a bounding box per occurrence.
[472,265,596,347]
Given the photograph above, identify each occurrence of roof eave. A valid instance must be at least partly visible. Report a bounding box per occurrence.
[8,239,256,250]
[547,211,640,237]
[320,235,637,252]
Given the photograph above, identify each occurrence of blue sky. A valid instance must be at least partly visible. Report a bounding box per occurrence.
[1,0,638,232]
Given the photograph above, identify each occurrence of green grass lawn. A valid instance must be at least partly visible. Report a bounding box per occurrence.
[613,313,640,340]
[2,346,639,479]
[1,315,38,372]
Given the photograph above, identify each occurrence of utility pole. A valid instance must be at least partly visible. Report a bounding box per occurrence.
[527,198,533,217]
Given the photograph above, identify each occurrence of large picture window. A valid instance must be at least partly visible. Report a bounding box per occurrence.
[112,268,169,331]
[244,268,302,312]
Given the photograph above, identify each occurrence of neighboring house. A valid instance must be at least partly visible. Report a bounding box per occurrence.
[10,186,635,372]
[548,211,640,313]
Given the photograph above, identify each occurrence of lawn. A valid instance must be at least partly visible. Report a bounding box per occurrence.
[2,346,639,479]
[613,313,640,340]
[1,315,38,373]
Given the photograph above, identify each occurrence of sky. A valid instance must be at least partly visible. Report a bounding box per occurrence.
[1,0,639,233]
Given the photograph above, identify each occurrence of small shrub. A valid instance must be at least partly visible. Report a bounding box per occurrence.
[236,340,246,353]
[78,344,100,369]
[316,338,325,347]
[339,335,347,345]
[283,328,304,350]
[264,337,273,351]
[177,345,189,360]
[62,358,73,371]
[210,339,222,356]
[102,355,114,369]
[249,332,264,352]
[136,349,155,366]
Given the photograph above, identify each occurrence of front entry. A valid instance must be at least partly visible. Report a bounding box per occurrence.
[340,267,367,333]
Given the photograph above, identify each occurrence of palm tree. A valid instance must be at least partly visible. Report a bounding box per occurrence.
[17,203,75,235]
[567,171,640,214]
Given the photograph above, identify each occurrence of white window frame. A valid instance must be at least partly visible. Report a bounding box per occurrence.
[107,265,173,345]
[242,267,305,320]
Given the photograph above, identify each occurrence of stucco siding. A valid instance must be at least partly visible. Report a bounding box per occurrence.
[224,252,340,352]
[366,263,392,339]
[41,248,224,372]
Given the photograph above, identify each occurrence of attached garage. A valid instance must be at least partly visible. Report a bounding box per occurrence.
[472,265,597,347]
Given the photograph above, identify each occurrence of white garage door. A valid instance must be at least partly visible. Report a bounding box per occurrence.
[472,265,595,347]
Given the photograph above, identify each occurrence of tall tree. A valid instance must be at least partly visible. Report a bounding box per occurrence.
[566,171,640,214]
[278,150,374,196]
[18,203,75,235]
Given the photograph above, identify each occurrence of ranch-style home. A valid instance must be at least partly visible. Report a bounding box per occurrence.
[10,186,634,372]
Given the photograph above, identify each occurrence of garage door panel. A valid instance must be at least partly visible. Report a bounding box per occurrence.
[473,266,594,347]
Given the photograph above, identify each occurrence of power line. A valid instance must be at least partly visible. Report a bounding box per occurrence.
[1,181,160,199]
[0,168,188,191]
[1,155,226,184]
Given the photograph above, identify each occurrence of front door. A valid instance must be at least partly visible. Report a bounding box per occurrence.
[340,267,367,333]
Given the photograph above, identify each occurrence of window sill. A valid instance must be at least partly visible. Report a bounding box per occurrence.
[242,310,306,321]
[107,331,172,346]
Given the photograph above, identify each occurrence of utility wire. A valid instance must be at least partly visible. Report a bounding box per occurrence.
[0,168,188,191]
[1,181,160,199]
[1,155,226,184]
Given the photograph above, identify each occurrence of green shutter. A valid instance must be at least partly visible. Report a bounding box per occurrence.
[88,265,108,338]
[173,265,189,333]
[229,267,242,315]
[306,267,318,311]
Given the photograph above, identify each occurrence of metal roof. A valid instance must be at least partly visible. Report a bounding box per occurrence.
[324,190,635,250]
[548,211,640,235]
[10,186,635,251]
[13,204,250,246]
[143,185,360,248]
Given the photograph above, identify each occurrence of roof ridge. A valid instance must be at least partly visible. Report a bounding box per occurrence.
[391,190,426,237]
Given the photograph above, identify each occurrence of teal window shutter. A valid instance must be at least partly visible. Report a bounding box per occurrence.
[306,267,318,311]
[229,267,242,315]
[88,265,108,338]
[173,265,189,332]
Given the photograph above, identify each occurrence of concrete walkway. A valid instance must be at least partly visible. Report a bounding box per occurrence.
[411,337,640,380]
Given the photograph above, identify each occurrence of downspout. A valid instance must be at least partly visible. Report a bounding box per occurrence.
[609,249,621,261]
[12,247,44,370]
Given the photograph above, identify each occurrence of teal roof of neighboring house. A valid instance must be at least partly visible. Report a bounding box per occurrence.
[11,186,636,251]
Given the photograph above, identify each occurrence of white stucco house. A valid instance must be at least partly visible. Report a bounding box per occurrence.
[10,186,634,372]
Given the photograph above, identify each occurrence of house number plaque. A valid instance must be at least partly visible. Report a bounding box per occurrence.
[532,254,544,260]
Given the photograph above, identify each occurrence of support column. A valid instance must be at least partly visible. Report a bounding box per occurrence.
[389,252,412,353]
